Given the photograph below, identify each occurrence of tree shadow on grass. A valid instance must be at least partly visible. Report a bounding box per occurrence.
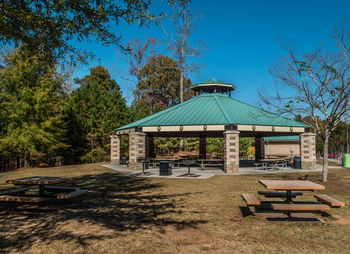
[0,173,207,252]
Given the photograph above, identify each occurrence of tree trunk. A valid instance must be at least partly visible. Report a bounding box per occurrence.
[180,47,184,104]
[24,151,30,168]
[322,134,329,182]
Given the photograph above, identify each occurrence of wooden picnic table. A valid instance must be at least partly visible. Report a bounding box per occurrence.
[259,158,288,170]
[243,180,343,218]
[2,176,87,202]
[7,176,69,196]
[259,179,325,202]
[197,158,224,170]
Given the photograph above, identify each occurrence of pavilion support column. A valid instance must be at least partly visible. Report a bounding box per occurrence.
[300,133,316,169]
[148,136,156,158]
[224,130,240,173]
[255,137,265,160]
[129,132,146,170]
[199,137,207,159]
[110,135,121,165]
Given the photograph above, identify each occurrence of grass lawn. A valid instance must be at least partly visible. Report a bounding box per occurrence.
[1,164,350,254]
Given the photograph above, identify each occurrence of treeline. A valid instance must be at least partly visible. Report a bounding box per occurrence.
[0,49,130,168]
[0,49,222,169]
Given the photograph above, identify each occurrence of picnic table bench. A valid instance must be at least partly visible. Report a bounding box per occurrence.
[0,195,44,203]
[0,176,87,203]
[57,189,88,199]
[1,187,30,195]
[242,193,261,206]
[271,203,330,212]
[314,194,345,207]
[197,159,224,170]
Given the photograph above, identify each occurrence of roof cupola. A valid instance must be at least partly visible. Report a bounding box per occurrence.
[190,78,235,96]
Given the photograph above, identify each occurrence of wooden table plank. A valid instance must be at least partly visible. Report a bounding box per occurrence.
[6,176,68,185]
[259,180,325,191]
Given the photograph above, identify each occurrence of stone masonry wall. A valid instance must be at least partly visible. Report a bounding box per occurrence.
[224,130,240,173]
[110,135,121,165]
[129,132,146,170]
[300,133,316,169]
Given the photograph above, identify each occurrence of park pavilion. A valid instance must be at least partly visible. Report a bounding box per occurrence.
[111,78,316,173]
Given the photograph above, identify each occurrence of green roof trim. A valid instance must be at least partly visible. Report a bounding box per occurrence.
[117,94,309,131]
[198,78,233,86]
[191,78,236,90]
[264,136,300,141]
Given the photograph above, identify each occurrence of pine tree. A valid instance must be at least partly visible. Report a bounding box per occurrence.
[66,66,129,163]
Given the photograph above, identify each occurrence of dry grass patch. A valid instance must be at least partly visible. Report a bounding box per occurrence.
[0,163,350,253]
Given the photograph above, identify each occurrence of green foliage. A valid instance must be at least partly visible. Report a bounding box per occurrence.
[136,54,192,112]
[207,138,224,156]
[65,66,129,163]
[154,137,180,155]
[0,0,160,62]
[0,48,67,163]
[239,138,254,156]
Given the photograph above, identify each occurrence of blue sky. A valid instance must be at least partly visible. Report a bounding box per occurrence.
[73,0,350,106]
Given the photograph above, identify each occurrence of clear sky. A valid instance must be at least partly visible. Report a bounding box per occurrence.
[73,0,350,106]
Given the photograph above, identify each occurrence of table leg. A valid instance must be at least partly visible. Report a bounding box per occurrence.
[188,166,191,176]
[39,184,45,196]
[142,162,145,174]
[285,190,293,203]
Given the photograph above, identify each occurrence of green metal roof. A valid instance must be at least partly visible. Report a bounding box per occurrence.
[264,136,300,141]
[117,94,309,130]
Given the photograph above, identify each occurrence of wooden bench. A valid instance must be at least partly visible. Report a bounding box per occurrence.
[57,189,88,199]
[45,186,79,192]
[314,194,345,208]
[242,193,261,206]
[271,203,330,212]
[1,187,30,196]
[258,191,303,198]
[0,195,43,203]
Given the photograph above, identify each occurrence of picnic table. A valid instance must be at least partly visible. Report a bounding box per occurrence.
[150,158,181,168]
[258,158,288,170]
[7,176,68,196]
[197,158,224,170]
[259,180,325,202]
[242,179,344,218]
[1,176,87,203]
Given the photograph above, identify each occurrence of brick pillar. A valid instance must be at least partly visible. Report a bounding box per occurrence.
[300,133,316,169]
[199,137,207,159]
[224,130,240,173]
[148,136,156,158]
[255,137,265,160]
[111,135,121,165]
[129,132,146,170]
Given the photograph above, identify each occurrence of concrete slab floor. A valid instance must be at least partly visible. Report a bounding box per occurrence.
[102,163,324,179]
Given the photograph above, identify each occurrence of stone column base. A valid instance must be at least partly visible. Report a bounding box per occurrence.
[224,130,240,173]
[111,135,121,165]
[300,133,316,170]
[129,132,146,170]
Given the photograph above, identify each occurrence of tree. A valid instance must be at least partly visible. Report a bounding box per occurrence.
[0,0,163,62]
[0,48,67,166]
[259,25,350,182]
[136,54,192,113]
[66,65,128,163]
[162,0,204,103]
[119,37,158,102]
